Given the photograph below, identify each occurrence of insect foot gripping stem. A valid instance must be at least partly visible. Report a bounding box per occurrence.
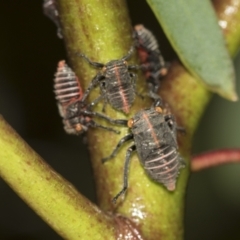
[102,103,185,203]
[133,24,169,94]
[53,60,120,135]
[76,47,141,114]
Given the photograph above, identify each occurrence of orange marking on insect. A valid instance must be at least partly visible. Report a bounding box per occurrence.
[142,112,160,147]
[159,68,168,76]
[166,182,176,191]
[127,118,134,128]
[114,64,129,113]
[155,107,163,113]
[75,124,82,132]
[58,60,66,68]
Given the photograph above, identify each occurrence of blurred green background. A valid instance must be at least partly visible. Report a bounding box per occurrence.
[0,1,240,239]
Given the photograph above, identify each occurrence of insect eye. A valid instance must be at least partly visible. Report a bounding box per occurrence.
[159,67,168,77]
[75,123,83,132]
[155,107,163,113]
[102,66,107,73]
[127,118,134,128]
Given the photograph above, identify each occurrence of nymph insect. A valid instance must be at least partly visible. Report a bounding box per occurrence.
[102,99,185,203]
[54,60,121,134]
[43,0,62,38]
[134,24,169,93]
[76,47,140,114]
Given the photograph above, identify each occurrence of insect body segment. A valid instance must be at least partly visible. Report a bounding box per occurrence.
[102,99,185,203]
[134,24,169,93]
[54,60,82,105]
[77,47,140,114]
[102,59,136,113]
[54,60,121,135]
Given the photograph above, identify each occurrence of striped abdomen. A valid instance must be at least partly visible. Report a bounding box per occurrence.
[134,24,167,69]
[134,24,168,93]
[144,145,184,191]
[134,24,160,53]
[54,60,82,105]
[107,82,135,114]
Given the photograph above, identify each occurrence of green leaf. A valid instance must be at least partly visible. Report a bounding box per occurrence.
[146,0,238,101]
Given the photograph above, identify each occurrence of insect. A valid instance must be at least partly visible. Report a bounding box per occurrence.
[133,24,169,93]
[43,0,62,38]
[76,46,141,114]
[54,60,122,135]
[102,98,185,203]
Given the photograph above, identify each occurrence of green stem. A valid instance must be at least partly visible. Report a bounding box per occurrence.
[0,116,116,240]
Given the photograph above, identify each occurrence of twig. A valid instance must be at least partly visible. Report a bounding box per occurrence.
[191,149,240,171]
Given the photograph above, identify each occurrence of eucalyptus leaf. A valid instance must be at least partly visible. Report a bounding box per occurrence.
[147,0,238,101]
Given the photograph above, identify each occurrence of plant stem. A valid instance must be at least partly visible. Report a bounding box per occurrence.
[213,0,240,57]
[0,116,117,240]
[191,149,240,171]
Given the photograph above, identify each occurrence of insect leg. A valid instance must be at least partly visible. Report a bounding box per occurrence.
[176,126,186,134]
[82,110,128,126]
[112,144,136,204]
[96,112,128,125]
[153,96,163,107]
[102,133,133,163]
[43,0,63,39]
[101,98,108,113]
[90,121,120,134]
[76,53,104,68]
[122,46,135,61]
[135,90,145,100]
[87,94,105,109]
[81,73,103,102]
[128,65,141,70]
